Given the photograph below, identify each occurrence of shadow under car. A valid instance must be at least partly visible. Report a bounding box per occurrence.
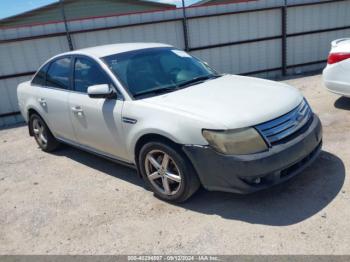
[53,146,344,226]
[334,96,350,111]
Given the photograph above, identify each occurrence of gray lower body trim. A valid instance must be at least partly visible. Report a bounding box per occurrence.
[183,114,322,194]
[56,136,136,170]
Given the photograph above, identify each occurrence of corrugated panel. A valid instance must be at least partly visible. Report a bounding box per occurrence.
[186,0,283,17]
[0,23,67,41]
[0,115,24,128]
[188,9,281,48]
[249,69,282,80]
[72,21,185,50]
[287,28,350,66]
[0,0,336,41]
[68,9,182,32]
[287,62,327,76]
[190,39,281,74]
[0,74,29,127]
[287,1,350,34]
[0,8,182,41]
[0,36,69,76]
[0,76,31,115]
[0,0,330,41]
[0,0,279,41]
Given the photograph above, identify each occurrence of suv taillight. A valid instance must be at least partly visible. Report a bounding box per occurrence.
[327,52,350,64]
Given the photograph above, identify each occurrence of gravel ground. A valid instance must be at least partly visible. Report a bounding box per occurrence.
[0,74,349,255]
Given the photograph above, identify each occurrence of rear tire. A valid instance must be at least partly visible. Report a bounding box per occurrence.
[29,113,60,152]
[138,141,200,203]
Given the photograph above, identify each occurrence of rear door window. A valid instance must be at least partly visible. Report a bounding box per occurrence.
[46,57,72,90]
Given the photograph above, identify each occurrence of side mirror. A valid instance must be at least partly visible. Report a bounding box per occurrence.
[87,84,116,99]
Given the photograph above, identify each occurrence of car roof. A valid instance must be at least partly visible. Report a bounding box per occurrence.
[62,43,173,58]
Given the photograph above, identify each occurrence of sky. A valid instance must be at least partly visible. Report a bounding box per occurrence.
[0,0,201,19]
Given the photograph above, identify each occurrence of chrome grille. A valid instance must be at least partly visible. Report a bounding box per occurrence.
[255,99,312,145]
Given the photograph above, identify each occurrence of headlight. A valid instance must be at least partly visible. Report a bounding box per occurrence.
[202,128,268,155]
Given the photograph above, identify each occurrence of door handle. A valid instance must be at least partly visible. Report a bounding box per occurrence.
[71,106,84,117]
[38,98,47,107]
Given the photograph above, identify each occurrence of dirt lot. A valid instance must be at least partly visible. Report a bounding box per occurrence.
[0,74,349,255]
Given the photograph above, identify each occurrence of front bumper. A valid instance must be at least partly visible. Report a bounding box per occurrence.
[183,114,322,194]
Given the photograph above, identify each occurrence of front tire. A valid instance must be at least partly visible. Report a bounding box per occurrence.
[29,114,60,152]
[139,141,200,203]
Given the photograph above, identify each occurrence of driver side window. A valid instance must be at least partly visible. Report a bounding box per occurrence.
[74,57,112,93]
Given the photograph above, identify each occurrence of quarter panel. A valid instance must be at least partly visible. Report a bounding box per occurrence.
[18,82,45,123]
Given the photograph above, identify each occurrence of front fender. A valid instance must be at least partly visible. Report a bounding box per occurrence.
[121,101,221,162]
[130,128,181,154]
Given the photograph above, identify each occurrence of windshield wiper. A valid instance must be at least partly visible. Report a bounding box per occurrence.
[133,86,177,98]
[133,74,222,98]
[177,74,221,88]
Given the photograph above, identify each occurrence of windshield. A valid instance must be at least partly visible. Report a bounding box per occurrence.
[102,47,219,98]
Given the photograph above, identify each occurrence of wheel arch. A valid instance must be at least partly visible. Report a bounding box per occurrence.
[27,107,51,137]
[133,133,182,175]
[134,132,201,201]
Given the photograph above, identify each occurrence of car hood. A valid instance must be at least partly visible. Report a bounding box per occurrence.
[144,74,303,129]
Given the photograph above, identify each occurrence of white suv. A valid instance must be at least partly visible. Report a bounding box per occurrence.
[17,43,322,202]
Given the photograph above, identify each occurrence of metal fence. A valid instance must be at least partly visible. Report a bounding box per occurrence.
[1,0,350,127]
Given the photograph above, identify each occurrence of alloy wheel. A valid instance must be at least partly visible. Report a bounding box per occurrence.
[144,150,182,196]
[32,118,48,147]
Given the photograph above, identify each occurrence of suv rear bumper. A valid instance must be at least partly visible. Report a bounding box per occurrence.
[182,114,322,194]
